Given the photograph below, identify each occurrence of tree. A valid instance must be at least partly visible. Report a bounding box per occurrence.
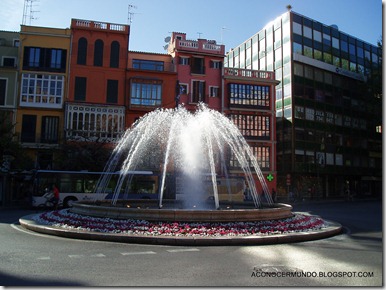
[55,140,113,172]
[0,111,34,171]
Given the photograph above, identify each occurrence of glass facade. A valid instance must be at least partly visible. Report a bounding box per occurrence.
[225,11,382,198]
[130,79,162,107]
[229,84,270,108]
[20,73,64,108]
[65,103,125,142]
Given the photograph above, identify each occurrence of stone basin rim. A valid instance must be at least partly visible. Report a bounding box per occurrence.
[70,201,294,222]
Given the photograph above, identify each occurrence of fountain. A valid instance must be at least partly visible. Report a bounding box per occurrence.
[69,103,293,222]
[19,103,342,245]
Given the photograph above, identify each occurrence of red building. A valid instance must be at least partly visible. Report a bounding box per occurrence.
[167,32,279,193]
[222,68,280,194]
[65,19,130,142]
[167,32,225,111]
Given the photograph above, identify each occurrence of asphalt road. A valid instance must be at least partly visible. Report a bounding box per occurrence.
[0,199,382,286]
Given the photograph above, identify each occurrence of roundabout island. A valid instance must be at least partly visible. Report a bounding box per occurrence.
[20,105,342,246]
[19,200,342,246]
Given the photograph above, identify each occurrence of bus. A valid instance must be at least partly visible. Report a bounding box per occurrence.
[32,170,160,208]
[175,175,246,203]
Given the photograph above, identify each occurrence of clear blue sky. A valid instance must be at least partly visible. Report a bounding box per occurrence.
[2,0,383,53]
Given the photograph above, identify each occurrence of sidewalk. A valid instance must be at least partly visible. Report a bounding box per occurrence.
[277,196,381,206]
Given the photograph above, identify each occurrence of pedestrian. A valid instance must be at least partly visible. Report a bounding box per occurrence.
[272,188,277,203]
[51,184,60,210]
[244,183,252,201]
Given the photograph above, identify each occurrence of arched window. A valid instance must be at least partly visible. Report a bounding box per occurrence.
[77,37,87,65]
[110,41,120,68]
[94,39,104,66]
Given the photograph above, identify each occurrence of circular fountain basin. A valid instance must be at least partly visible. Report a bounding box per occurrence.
[70,200,293,222]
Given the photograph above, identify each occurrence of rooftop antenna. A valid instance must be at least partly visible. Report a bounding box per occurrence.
[197,32,203,39]
[127,4,138,25]
[22,0,40,25]
[220,26,230,44]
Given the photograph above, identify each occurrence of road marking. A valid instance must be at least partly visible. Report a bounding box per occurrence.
[166,248,200,253]
[121,251,156,256]
[37,256,51,260]
[91,253,106,257]
[68,254,84,258]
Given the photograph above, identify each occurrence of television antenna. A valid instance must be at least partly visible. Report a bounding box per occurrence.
[22,0,40,25]
[220,26,230,44]
[127,4,139,25]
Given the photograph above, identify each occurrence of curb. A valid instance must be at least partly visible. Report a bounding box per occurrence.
[19,213,342,246]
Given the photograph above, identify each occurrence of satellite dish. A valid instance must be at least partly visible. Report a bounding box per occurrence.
[163,44,169,50]
[164,36,171,43]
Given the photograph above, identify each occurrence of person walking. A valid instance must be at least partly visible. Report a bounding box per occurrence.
[51,184,60,210]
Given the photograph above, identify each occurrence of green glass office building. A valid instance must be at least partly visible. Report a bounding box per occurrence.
[224,10,382,199]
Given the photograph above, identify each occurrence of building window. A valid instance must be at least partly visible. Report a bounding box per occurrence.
[340,40,348,52]
[229,144,270,170]
[26,47,40,67]
[130,79,162,107]
[2,57,16,67]
[23,47,66,72]
[179,57,190,65]
[65,103,125,142]
[179,83,188,95]
[192,80,205,103]
[293,42,302,55]
[229,83,270,107]
[294,106,305,119]
[303,26,312,39]
[0,79,6,106]
[94,39,104,66]
[191,57,205,74]
[74,77,87,101]
[106,79,118,103]
[50,49,62,69]
[132,59,164,71]
[210,60,222,69]
[209,86,219,97]
[41,116,59,143]
[256,146,270,169]
[293,22,302,35]
[21,114,36,142]
[110,41,120,68]
[20,73,63,108]
[230,114,270,139]
[313,30,322,42]
[77,37,87,65]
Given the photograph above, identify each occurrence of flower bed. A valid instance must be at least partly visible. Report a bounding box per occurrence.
[32,209,327,237]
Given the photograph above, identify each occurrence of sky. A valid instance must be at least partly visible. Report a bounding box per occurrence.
[1,0,383,54]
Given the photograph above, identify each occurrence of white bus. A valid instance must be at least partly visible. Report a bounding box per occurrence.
[31,170,160,208]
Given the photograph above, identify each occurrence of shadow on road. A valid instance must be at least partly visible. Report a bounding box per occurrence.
[0,270,85,286]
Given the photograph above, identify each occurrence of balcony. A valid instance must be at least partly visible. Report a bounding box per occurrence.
[174,39,225,55]
[17,132,61,149]
[224,68,277,82]
[128,61,176,73]
[71,19,129,34]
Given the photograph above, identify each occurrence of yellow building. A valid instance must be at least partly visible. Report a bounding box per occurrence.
[16,25,71,169]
